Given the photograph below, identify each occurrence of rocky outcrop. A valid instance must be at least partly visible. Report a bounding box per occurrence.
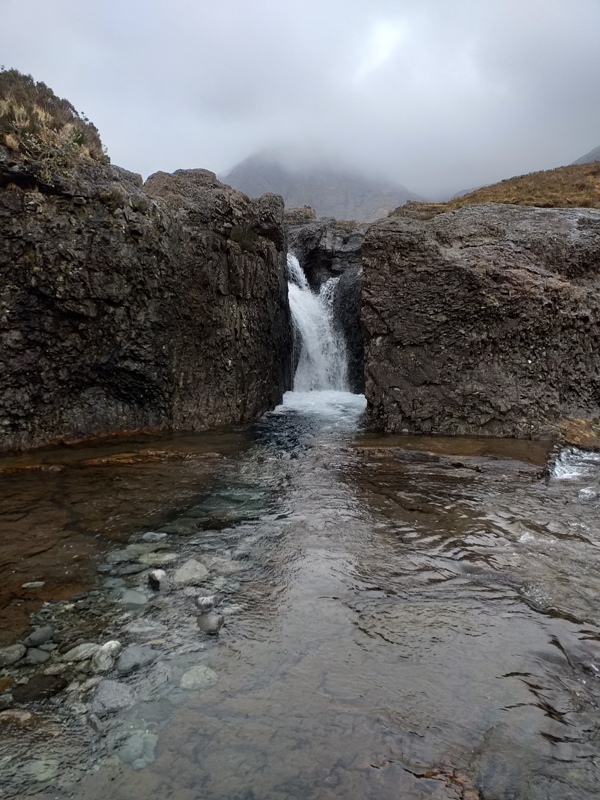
[0,151,292,453]
[362,204,600,438]
[288,217,365,288]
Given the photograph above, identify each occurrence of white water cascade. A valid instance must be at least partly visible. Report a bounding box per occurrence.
[287,254,349,392]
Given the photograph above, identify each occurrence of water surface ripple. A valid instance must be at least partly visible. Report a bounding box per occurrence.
[2,391,600,799]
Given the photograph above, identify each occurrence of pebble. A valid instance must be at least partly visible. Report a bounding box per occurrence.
[118,730,158,765]
[118,589,149,605]
[62,643,101,662]
[24,647,51,665]
[113,564,146,576]
[103,577,126,589]
[92,641,122,674]
[194,594,217,612]
[91,680,136,715]
[196,612,224,635]
[142,532,168,542]
[23,626,54,647]
[173,558,210,586]
[0,695,13,711]
[148,569,168,591]
[115,644,159,675]
[21,581,45,590]
[180,665,218,690]
[0,644,26,668]
[43,663,68,676]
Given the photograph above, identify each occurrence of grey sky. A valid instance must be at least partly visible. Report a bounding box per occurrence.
[2,0,599,198]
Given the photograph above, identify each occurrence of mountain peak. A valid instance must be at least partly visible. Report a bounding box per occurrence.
[220,151,420,222]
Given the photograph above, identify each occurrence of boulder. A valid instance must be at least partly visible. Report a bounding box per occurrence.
[0,148,293,453]
[362,204,600,437]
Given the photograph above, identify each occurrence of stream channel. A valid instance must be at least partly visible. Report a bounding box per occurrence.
[1,259,600,799]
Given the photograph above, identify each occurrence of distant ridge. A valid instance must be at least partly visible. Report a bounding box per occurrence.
[572,145,600,165]
[220,152,420,222]
[392,161,600,219]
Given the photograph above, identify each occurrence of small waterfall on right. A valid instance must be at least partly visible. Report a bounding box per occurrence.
[286,254,348,392]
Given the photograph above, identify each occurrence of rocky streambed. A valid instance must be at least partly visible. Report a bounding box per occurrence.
[2,392,600,800]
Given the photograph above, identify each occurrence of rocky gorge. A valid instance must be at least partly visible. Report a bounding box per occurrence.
[4,73,600,800]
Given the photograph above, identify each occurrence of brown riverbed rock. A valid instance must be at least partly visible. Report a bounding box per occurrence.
[0,147,292,454]
[362,203,600,438]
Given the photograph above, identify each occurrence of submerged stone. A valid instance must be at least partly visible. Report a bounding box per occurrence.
[179,665,218,690]
[91,680,136,715]
[173,558,209,586]
[115,644,159,675]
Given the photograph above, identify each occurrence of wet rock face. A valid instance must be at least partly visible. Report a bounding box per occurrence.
[288,217,366,393]
[362,204,600,437]
[0,154,293,453]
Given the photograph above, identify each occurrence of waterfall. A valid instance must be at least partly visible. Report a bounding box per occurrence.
[286,254,348,392]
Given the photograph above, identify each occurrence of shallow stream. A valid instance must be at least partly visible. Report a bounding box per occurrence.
[1,390,600,799]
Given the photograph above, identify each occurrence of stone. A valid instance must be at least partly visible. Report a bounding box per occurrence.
[0,643,26,668]
[0,694,13,711]
[180,664,218,690]
[90,680,136,715]
[11,675,68,703]
[118,731,158,765]
[23,626,54,647]
[115,645,159,675]
[23,647,51,665]
[196,612,224,636]
[91,640,122,673]
[102,577,126,589]
[138,551,177,567]
[62,643,101,662]
[362,204,600,438]
[142,532,168,542]
[204,556,244,575]
[173,558,209,587]
[43,663,68,676]
[148,569,168,591]
[118,589,148,606]
[21,581,45,590]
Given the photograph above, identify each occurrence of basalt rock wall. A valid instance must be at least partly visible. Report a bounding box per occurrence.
[0,151,292,453]
[362,204,600,438]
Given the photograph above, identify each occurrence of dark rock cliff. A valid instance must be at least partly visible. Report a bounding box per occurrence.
[362,204,600,438]
[0,150,292,452]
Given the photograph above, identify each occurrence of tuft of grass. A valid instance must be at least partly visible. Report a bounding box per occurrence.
[392,162,600,219]
[0,67,108,184]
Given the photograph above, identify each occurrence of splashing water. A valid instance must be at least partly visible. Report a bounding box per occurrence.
[287,254,348,392]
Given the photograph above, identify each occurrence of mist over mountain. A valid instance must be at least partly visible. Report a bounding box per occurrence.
[572,144,600,165]
[220,152,420,222]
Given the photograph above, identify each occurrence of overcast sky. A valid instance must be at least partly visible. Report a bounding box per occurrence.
[1,0,599,198]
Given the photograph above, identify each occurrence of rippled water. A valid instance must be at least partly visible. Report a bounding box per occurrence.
[2,391,600,799]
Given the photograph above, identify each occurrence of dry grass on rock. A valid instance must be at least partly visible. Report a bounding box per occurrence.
[393,162,600,219]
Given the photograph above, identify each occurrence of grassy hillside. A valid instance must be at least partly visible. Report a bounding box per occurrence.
[0,68,108,183]
[392,162,600,219]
